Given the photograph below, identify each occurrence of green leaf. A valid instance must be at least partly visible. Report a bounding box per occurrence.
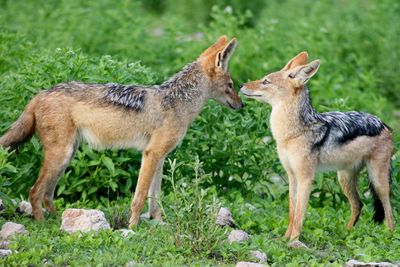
[102,156,115,176]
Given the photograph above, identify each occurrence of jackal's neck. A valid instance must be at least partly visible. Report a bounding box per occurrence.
[270,86,320,142]
[159,61,208,111]
[297,87,321,126]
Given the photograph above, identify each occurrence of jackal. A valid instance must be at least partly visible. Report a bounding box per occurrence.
[240,52,394,241]
[0,36,243,228]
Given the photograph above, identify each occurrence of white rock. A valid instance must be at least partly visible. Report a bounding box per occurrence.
[60,209,110,234]
[244,203,256,211]
[270,175,282,184]
[192,32,204,41]
[216,207,235,227]
[0,222,27,240]
[236,262,266,267]
[119,229,135,238]
[18,200,33,215]
[0,241,10,249]
[250,250,267,263]
[364,190,371,198]
[0,249,12,258]
[228,230,250,244]
[126,261,137,267]
[150,27,164,37]
[393,111,400,118]
[261,136,272,144]
[288,240,309,249]
[346,260,397,267]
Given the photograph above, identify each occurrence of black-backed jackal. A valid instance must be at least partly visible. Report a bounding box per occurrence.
[0,36,243,228]
[240,52,394,241]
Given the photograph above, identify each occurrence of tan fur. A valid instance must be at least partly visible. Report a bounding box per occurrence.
[241,52,394,241]
[0,36,243,227]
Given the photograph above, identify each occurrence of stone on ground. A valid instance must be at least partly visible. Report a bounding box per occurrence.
[0,249,12,258]
[119,229,136,238]
[0,222,28,240]
[0,241,10,249]
[18,200,33,216]
[236,262,267,267]
[288,240,309,249]
[216,207,235,227]
[228,230,249,244]
[60,209,110,233]
[250,250,267,263]
[346,259,398,267]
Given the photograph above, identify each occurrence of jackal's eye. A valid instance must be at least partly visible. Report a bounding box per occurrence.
[262,79,270,85]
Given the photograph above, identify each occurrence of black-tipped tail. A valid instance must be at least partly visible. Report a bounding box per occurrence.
[371,185,385,223]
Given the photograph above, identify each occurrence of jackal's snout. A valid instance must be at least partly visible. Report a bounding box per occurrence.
[239,81,264,98]
[227,89,244,109]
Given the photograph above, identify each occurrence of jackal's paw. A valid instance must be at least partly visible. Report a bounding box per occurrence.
[140,212,165,225]
[284,229,292,240]
[140,212,163,222]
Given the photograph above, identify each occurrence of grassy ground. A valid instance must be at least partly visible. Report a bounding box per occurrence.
[1,197,399,266]
[0,0,399,266]
[1,159,400,266]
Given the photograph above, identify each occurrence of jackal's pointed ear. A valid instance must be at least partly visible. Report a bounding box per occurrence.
[288,60,321,85]
[199,35,229,58]
[281,51,309,71]
[215,38,237,71]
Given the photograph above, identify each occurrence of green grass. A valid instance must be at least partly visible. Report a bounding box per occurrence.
[0,0,399,265]
[1,197,399,266]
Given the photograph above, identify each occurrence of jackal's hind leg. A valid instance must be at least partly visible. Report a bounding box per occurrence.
[30,142,76,220]
[43,140,77,215]
[338,168,362,230]
[366,148,394,231]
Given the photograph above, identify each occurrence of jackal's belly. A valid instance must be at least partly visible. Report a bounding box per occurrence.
[317,137,372,171]
[79,127,150,151]
[317,160,362,173]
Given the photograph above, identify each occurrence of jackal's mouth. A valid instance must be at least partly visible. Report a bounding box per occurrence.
[226,101,243,110]
[241,92,262,97]
[239,88,262,97]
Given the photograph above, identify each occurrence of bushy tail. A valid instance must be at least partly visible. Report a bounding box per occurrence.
[0,100,36,149]
[370,164,392,224]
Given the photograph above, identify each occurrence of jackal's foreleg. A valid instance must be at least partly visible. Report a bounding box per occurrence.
[129,132,177,228]
[289,165,315,241]
[147,159,164,221]
[284,169,298,240]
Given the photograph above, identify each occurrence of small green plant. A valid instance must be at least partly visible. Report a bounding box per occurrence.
[162,157,229,257]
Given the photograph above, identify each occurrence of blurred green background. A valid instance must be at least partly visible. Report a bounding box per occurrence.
[0,0,399,209]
